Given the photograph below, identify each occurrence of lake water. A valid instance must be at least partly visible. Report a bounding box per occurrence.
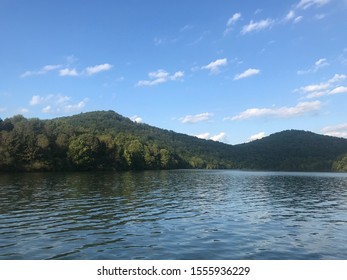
[1,170,347,260]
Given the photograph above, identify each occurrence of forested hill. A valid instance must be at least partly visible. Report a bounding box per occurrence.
[1,110,347,172]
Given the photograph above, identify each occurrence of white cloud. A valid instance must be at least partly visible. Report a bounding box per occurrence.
[227,13,241,26]
[137,69,184,87]
[248,132,267,142]
[224,13,241,35]
[149,69,169,79]
[301,83,330,93]
[241,18,274,34]
[56,95,71,104]
[171,71,184,80]
[298,73,347,98]
[28,94,88,114]
[229,101,322,120]
[297,58,329,74]
[285,10,296,21]
[196,132,228,143]
[64,100,87,112]
[305,91,328,99]
[180,112,213,124]
[321,123,347,138]
[293,16,303,23]
[42,105,53,113]
[0,107,6,112]
[329,86,347,95]
[328,74,346,84]
[196,132,211,140]
[21,62,113,78]
[21,64,61,78]
[315,58,329,68]
[29,95,45,106]
[210,132,227,142]
[85,63,112,76]
[59,68,79,77]
[28,94,54,107]
[22,72,34,78]
[130,115,143,123]
[202,58,228,74]
[296,0,330,10]
[234,68,260,80]
[283,10,303,24]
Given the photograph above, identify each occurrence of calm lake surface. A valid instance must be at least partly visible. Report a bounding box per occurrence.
[1,170,347,260]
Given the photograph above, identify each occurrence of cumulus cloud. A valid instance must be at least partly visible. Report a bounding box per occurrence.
[201,58,228,74]
[297,73,347,98]
[137,69,184,86]
[29,95,45,106]
[297,58,329,74]
[248,132,267,142]
[241,18,274,34]
[229,101,322,120]
[64,100,87,112]
[196,132,228,143]
[28,94,87,114]
[85,63,113,76]
[224,13,241,35]
[59,68,79,77]
[130,115,143,123]
[321,123,347,138]
[42,105,53,113]
[60,63,112,76]
[180,112,213,124]
[21,64,62,78]
[296,0,330,10]
[196,132,211,140]
[210,132,227,142]
[234,68,260,80]
[171,71,184,80]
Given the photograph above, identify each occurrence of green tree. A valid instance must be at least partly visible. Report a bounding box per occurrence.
[67,134,101,170]
[332,154,347,172]
[124,139,145,170]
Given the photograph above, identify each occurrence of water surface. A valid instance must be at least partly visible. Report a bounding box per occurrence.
[1,170,347,259]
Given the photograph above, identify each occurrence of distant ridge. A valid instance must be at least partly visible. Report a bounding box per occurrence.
[1,111,347,172]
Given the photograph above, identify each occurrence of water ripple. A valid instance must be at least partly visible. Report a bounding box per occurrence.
[1,170,347,259]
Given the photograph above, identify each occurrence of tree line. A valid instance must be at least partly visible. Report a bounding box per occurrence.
[1,111,347,172]
[0,114,189,171]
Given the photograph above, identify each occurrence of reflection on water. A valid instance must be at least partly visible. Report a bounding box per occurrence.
[0,170,347,259]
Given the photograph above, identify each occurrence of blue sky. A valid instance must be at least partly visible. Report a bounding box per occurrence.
[1,0,347,144]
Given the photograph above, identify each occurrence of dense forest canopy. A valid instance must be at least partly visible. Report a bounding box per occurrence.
[1,110,347,172]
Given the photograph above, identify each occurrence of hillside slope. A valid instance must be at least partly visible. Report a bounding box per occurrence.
[1,111,347,172]
[232,130,347,171]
